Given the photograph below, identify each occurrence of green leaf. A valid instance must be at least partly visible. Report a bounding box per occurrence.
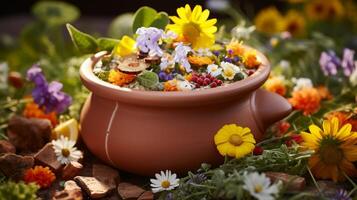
[32,1,80,26]
[132,7,169,32]
[97,38,119,52]
[137,71,159,88]
[66,24,98,54]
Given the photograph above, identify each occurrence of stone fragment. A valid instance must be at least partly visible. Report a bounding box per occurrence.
[92,164,119,187]
[117,182,146,200]
[64,180,82,192]
[34,143,62,172]
[138,191,154,200]
[62,161,83,180]
[265,172,305,191]
[75,176,113,199]
[53,189,83,200]
[0,153,34,180]
[7,115,52,152]
[0,140,16,154]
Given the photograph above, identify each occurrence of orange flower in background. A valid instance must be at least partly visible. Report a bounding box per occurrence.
[226,40,245,57]
[305,0,344,21]
[108,69,136,86]
[164,80,178,91]
[23,101,58,127]
[24,166,56,188]
[283,10,306,37]
[188,55,214,67]
[316,86,333,100]
[264,75,287,96]
[243,50,261,68]
[325,111,357,132]
[289,87,321,115]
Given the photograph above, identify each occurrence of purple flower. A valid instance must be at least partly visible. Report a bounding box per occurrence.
[26,64,72,114]
[173,43,192,72]
[331,189,351,200]
[319,51,340,76]
[136,27,165,57]
[341,48,355,76]
[158,71,174,81]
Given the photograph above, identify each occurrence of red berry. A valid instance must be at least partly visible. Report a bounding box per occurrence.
[197,78,204,85]
[206,74,211,79]
[203,80,209,86]
[195,83,201,88]
[253,146,264,155]
[216,80,223,85]
[210,82,217,88]
[210,76,216,81]
[204,78,210,83]
[191,76,198,82]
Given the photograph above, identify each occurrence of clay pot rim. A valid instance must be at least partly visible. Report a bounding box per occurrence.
[80,45,270,107]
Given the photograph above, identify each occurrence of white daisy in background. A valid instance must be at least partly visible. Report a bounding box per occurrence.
[243,172,280,200]
[52,136,83,165]
[292,77,313,91]
[207,64,223,77]
[220,61,241,80]
[150,170,179,193]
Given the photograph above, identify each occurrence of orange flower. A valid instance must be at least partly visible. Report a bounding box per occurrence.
[108,69,136,86]
[226,40,245,57]
[243,50,261,68]
[264,76,287,96]
[316,86,333,100]
[24,166,56,188]
[23,101,58,127]
[164,80,178,91]
[325,111,357,132]
[188,55,214,67]
[288,87,321,115]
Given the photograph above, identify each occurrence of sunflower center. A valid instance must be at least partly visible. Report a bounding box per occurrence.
[254,184,263,193]
[61,148,70,157]
[182,23,201,41]
[229,134,243,146]
[161,180,171,188]
[320,144,343,165]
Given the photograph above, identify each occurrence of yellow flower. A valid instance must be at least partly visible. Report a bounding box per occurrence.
[301,117,357,182]
[114,35,136,57]
[243,50,261,68]
[226,40,245,57]
[254,7,284,35]
[188,55,214,67]
[305,0,344,21]
[264,75,287,96]
[167,4,217,50]
[214,124,256,158]
[283,10,306,37]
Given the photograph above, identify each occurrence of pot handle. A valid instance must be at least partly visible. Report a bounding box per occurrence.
[251,89,292,131]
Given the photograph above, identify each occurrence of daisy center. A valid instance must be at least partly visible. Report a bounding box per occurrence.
[61,148,70,157]
[161,180,171,188]
[229,134,243,146]
[224,68,235,77]
[254,184,263,193]
[320,144,343,165]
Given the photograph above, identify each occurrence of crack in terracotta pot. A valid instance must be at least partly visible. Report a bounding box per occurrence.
[105,102,118,166]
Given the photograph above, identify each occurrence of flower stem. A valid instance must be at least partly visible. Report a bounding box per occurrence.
[307,166,322,195]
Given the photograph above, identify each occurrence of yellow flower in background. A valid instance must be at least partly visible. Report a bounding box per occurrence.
[167,4,217,50]
[283,10,306,37]
[114,35,136,57]
[254,7,284,35]
[288,0,307,3]
[214,124,256,159]
[305,0,344,21]
[301,117,357,182]
[264,75,287,96]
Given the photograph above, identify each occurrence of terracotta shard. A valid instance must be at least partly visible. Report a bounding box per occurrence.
[74,176,114,199]
[0,153,34,180]
[62,161,83,180]
[34,143,62,172]
[117,182,146,200]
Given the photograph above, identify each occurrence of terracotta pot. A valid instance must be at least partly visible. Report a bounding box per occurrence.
[79,48,292,176]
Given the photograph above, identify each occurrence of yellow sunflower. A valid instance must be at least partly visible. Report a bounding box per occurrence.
[214,124,256,159]
[167,4,217,50]
[301,117,357,182]
[254,7,284,35]
[305,0,344,21]
[283,10,306,37]
[114,35,136,57]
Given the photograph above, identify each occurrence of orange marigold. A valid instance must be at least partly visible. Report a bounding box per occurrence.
[23,101,58,127]
[288,87,321,115]
[243,50,261,68]
[325,111,357,132]
[264,76,287,96]
[316,86,333,100]
[108,69,136,86]
[164,80,178,91]
[24,166,56,188]
[188,55,214,67]
[226,40,245,57]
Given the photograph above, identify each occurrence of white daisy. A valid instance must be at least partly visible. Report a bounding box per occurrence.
[292,77,313,91]
[177,80,193,91]
[150,170,179,193]
[220,61,240,80]
[207,64,223,77]
[243,172,280,200]
[52,136,83,165]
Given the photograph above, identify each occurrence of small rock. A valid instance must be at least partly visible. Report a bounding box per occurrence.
[0,140,16,154]
[0,153,34,180]
[53,190,83,200]
[75,176,114,199]
[62,161,83,180]
[64,180,82,192]
[265,172,305,191]
[7,115,52,152]
[138,191,154,200]
[92,164,119,186]
[35,143,62,172]
[117,182,145,200]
